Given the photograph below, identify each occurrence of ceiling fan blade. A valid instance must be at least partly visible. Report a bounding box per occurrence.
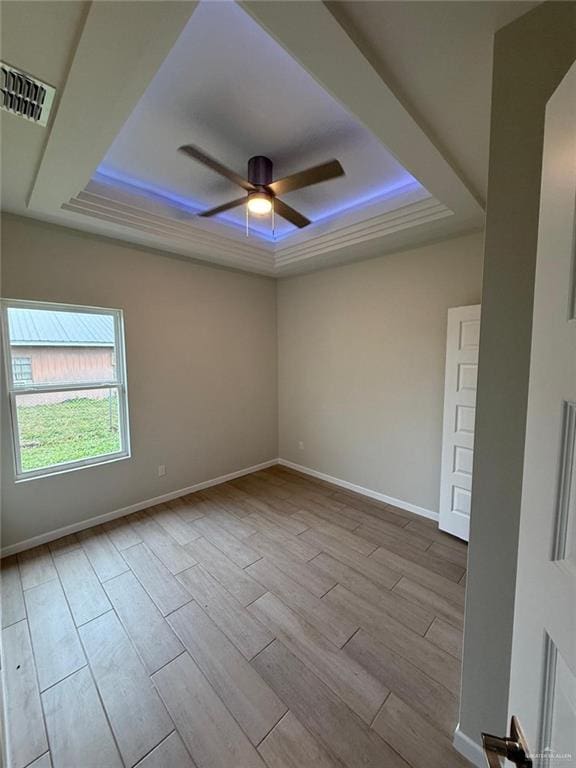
[198,197,246,217]
[268,159,344,196]
[274,198,310,229]
[178,145,255,192]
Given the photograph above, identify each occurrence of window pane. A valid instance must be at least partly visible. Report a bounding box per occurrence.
[15,388,122,472]
[6,307,118,386]
[12,356,32,384]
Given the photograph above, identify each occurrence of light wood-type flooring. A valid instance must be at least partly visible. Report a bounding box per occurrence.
[1,465,471,768]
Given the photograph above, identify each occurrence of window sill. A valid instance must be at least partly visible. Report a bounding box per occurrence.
[14,451,132,483]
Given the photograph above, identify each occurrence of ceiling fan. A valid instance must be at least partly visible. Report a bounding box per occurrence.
[178,145,345,229]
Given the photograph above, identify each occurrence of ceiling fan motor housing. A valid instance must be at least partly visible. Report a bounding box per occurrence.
[248,155,273,188]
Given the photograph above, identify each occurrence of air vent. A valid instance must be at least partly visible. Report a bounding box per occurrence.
[0,62,55,127]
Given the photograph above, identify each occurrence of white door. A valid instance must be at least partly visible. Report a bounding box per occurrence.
[439,304,481,542]
[504,62,576,765]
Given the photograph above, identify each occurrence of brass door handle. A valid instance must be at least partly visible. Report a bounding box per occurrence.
[482,716,533,768]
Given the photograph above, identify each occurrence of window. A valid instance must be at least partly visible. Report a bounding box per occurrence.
[1,300,130,480]
[12,356,32,385]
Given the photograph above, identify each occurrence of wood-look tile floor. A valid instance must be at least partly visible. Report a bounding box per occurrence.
[1,466,471,768]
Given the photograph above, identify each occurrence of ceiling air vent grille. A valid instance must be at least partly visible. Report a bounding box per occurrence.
[0,62,55,126]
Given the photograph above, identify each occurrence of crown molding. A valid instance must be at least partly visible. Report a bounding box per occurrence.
[64,180,274,273]
[63,175,453,275]
[86,176,274,250]
[62,198,275,273]
[275,198,452,267]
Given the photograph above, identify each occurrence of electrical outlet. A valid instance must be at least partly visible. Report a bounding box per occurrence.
[158,465,166,477]
[298,441,304,450]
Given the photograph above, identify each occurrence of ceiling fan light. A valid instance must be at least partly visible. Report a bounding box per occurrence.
[247,193,272,215]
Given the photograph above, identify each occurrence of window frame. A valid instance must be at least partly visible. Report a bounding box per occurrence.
[1,298,131,481]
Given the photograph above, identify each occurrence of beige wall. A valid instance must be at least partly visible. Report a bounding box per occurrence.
[1,217,483,553]
[277,231,483,514]
[459,1,576,754]
[1,214,278,549]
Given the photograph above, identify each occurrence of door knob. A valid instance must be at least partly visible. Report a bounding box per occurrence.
[482,716,532,767]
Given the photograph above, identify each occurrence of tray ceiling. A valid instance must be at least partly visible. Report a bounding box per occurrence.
[98,1,419,242]
[5,0,493,275]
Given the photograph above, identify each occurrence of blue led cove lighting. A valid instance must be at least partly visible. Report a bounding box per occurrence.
[95,166,424,242]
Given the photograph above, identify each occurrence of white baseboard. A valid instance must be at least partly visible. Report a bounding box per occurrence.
[453,725,485,767]
[277,459,438,522]
[1,459,278,557]
[3,457,438,557]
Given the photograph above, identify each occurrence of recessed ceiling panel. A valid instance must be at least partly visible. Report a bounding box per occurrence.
[98,0,423,240]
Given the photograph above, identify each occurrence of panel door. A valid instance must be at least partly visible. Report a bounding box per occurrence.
[438,304,481,541]
[507,62,576,765]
